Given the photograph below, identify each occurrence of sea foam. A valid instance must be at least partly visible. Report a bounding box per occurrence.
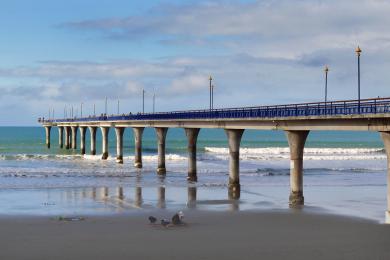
[204,147,386,160]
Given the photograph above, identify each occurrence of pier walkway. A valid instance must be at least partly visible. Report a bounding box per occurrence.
[39,97,390,223]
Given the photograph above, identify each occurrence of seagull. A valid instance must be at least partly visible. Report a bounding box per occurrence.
[161,219,170,227]
[171,211,184,225]
[148,216,157,224]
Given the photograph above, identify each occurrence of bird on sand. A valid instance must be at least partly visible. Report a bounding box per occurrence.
[161,219,170,227]
[148,216,157,224]
[171,211,184,225]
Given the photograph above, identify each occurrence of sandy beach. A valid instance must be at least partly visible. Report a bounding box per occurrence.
[0,210,389,260]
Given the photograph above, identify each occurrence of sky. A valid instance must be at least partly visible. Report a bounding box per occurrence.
[1,0,390,125]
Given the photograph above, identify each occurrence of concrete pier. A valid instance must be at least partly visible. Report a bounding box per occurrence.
[133,127,144,168]
[115,127,125,164]
[285,130,309,207]
[88,127,97,155]
[100,127,110,160]
[185,128,200,181]
[64,127,70,149]
[380,132,390,223]
[80,127,86,155]
[156,127,168,175]
[225,129,244,192]
[71,126,78,149]
[45,126,51,149]
[58,126,63,149]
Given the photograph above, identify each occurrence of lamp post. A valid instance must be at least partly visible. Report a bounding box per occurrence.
[324,65,329,104]
[93,103,96,117]
[209,76,212,110]
[356,46,362,113]
[153,92,155,113]
[142,89,145,113]
[211,84,215,110]
[117,99,120,114]
[81,102,83,118]
[105,97,108,115]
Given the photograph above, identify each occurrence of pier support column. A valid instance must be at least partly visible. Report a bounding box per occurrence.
[64,127,70,149]
[71,126,78,149]
[133,127,144,168]
[88,127,97,155]
[156,127,168,175]
[115,127,125,164]
[380,132,390,223]
[80,127,86,155]
[58,126,63,149]
[101,127,110,160]
[45,126,51,149]
[225,129,244,192]
[285,130,309,207]
[185,128,200,181]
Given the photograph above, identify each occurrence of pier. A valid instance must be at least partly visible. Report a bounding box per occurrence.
[39,97,390,223]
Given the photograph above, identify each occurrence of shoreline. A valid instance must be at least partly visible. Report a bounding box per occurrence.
[0,210,389,259]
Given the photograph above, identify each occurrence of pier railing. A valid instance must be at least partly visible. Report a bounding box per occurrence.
[38,97,390,123]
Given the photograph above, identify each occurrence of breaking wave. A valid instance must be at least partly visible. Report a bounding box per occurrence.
[204,147,386,160]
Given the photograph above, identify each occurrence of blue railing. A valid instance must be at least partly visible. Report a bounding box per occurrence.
[38,97,390,123]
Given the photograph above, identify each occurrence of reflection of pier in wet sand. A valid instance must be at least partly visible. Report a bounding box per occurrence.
[59,185,241,212]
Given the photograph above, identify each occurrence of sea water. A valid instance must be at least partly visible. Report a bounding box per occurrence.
[0,127,387,222]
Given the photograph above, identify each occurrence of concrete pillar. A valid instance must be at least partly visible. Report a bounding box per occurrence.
[380,132,390,223]
[133,127,144,168]
[285,130,309,207]
[68,127,72,148]
[185,128,200,181]
[100,127,110,160]
[155,127,168,175]
[80,127,86,155]
[115,127,125,164]
[58,126,63,149]
[88,127,97,155]
[224,129,244,192]
[71,126,78,149]
[228,185,241,200]
[64,127,70,149]
[45,126,51,149]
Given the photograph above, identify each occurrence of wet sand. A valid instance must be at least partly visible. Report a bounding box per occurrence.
[0,210,389,260]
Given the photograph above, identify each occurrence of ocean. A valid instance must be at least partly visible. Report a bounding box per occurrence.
[0,127,387,222]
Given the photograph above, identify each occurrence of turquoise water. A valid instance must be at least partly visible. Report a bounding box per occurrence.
[0,127,387,222]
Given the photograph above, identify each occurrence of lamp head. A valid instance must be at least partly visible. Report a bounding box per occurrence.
[324,65,329,73]
[355,46,362,56]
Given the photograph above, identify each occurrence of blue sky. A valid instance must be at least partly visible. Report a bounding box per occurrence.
[1,0,390,125]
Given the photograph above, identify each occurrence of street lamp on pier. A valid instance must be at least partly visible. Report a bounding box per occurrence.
[105,97,108,115]
[324,65,329,104]
[355,46,362,113]
[153,92,155,113]
[211,84,215,110]
[142,89,145,113]
[209,76,212,110]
